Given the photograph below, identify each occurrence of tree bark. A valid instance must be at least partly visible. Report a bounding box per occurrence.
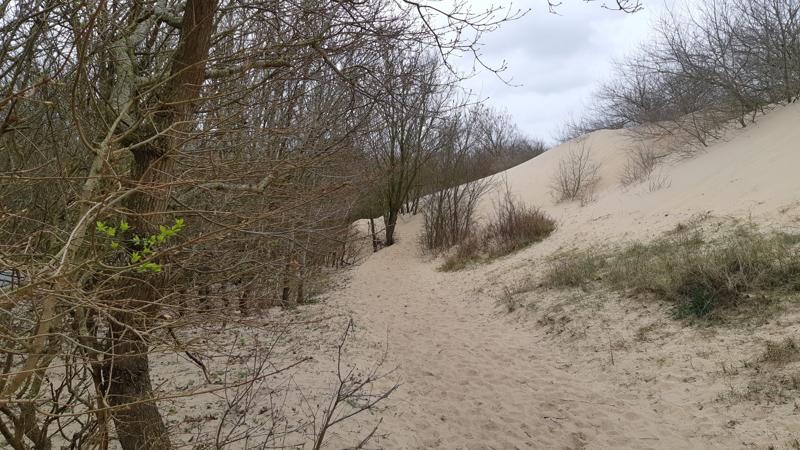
[369,217,379,252]
[384,209,398,246]
[104,2,217,449]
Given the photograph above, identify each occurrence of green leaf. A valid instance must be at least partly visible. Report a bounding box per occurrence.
[110,241,119,249]
[138,262,162,273]
[131,252,141,263]
[119,221,129,232]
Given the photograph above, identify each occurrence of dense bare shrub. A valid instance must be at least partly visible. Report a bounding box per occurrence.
[440,186,556,271]
[486,185,557,254]
[421,180,492,252]
[551,142,601,204]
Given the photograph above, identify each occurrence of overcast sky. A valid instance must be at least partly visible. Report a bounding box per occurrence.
[456,0,679,143]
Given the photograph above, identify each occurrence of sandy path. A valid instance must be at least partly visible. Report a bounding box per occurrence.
[324,217,739,450]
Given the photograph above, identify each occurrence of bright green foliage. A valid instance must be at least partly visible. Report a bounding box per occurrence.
[96,218,184,273]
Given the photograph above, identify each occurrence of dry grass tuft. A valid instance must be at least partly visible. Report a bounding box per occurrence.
[543,226,800,319]
[544,251,606,288]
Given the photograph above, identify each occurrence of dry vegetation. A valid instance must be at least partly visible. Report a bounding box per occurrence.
[436,186,556,271]
[761,338,800,364]
[618,144,671,190]
[550,141,601,204]
[545,224,800,319]
[3,0,799,447]
[563,0,800,150]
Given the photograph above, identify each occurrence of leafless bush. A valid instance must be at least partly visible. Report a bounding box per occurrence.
[310,319,398,450]
[567,0,800,148]
[441,184,556,271]
[647,169,672,192]
[619,145,665,186]
[486,183,557,254]
[551,142,601,204]
[421,179,492,252]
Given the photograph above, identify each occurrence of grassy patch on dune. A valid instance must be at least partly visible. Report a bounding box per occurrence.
[544,225,800,319]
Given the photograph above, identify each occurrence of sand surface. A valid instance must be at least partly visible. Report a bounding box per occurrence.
[153,104,800,449]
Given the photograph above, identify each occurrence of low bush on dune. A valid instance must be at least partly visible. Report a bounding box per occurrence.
[544,225,800,319]
[439,188,556,271]
[550,141,601,205]
[486,189,557,254]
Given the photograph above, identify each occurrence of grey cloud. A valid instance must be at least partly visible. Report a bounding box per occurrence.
[457,1,676,143]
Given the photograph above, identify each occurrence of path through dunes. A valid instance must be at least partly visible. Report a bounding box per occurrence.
[322,217,741,450]
[296,104,800,449]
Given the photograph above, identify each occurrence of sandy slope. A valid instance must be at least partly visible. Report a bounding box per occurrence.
[318,217,738,449]
[315,216,798,449]
[484,102,800,246]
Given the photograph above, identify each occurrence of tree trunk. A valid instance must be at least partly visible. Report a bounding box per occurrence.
[104,2,216,449]
[239,284,250,316]
[296,278,304,304]
[105,309,171,450]
[384,209,398,246]
[369,217,379,252]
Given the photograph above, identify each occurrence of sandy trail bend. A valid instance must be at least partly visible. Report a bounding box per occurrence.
[325,217,730,450]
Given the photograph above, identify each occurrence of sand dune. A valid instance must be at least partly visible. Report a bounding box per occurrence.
[486,103,800,244]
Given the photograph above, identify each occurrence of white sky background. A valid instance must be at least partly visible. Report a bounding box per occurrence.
[454,0,680,143]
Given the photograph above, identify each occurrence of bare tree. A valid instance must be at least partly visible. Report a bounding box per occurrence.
[567,0,800,147]
[421,109,493,251]
[367,49,453,246]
